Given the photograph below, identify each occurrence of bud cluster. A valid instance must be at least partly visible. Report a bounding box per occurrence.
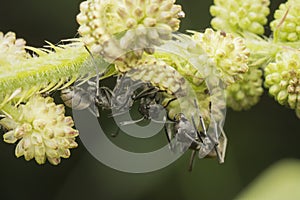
[0,31,28,67]
[77,0,184,63]
[264,50,300,117]
[190,29,250,85]
[0,95,79,165]
[210,0,270,35]
[226,67,264,111]
[270,0,300,42]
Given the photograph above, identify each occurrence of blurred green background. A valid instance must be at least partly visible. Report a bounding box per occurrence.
[1,0,300,200]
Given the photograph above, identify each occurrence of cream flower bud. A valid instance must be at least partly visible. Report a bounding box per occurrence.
[76,0,184,63]
[210,0,270,35]
[191,29,250,86]
[264,50,300,118]
[0,95,79,165]
[0,31,29,67]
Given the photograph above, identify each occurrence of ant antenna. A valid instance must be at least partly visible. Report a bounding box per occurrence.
[191,115,204,143]
[193,99,208,137]
[212,121,222,163]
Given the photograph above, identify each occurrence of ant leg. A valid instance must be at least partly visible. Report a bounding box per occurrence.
[188,150,197,172]
[164,121,173,150]
[111,126,121,137]
[213,147,222,164]
[191,115,204,143]
[133,86,159,100]
[216,122,228,163]
[163,98,177,108]
[164,123,171,143]
[119,117,145,126]
[193,98,212,139]
[101,86,113,105]
[193,99,220,160]
[207,121,222,163]
[102,86,113,96]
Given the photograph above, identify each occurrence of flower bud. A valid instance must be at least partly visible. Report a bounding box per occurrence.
[76,0,184,63]
[226,67,263,111]
[270,0,300,42]
[190,29,250,86]
[0,31,29,66]
[210,0,270,34]
[264,50,300,118]
[0,95,79,165]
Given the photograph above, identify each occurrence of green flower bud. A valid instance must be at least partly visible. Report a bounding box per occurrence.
[226,67,263,111]
[270,0,300,42]
[210,0,270,35]
[77,0,184,62]
[148,35,227,124]
[0,95,78,165]
[264,50,300,118]
[190,29,250,86]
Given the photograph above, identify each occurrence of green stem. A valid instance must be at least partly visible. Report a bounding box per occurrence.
[245,36,281,68]
[0,43,111,106]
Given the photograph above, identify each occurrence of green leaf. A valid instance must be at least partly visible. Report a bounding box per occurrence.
[236,159,300,200]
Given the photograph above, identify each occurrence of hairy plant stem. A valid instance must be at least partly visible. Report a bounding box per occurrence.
[0,43,110,109]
